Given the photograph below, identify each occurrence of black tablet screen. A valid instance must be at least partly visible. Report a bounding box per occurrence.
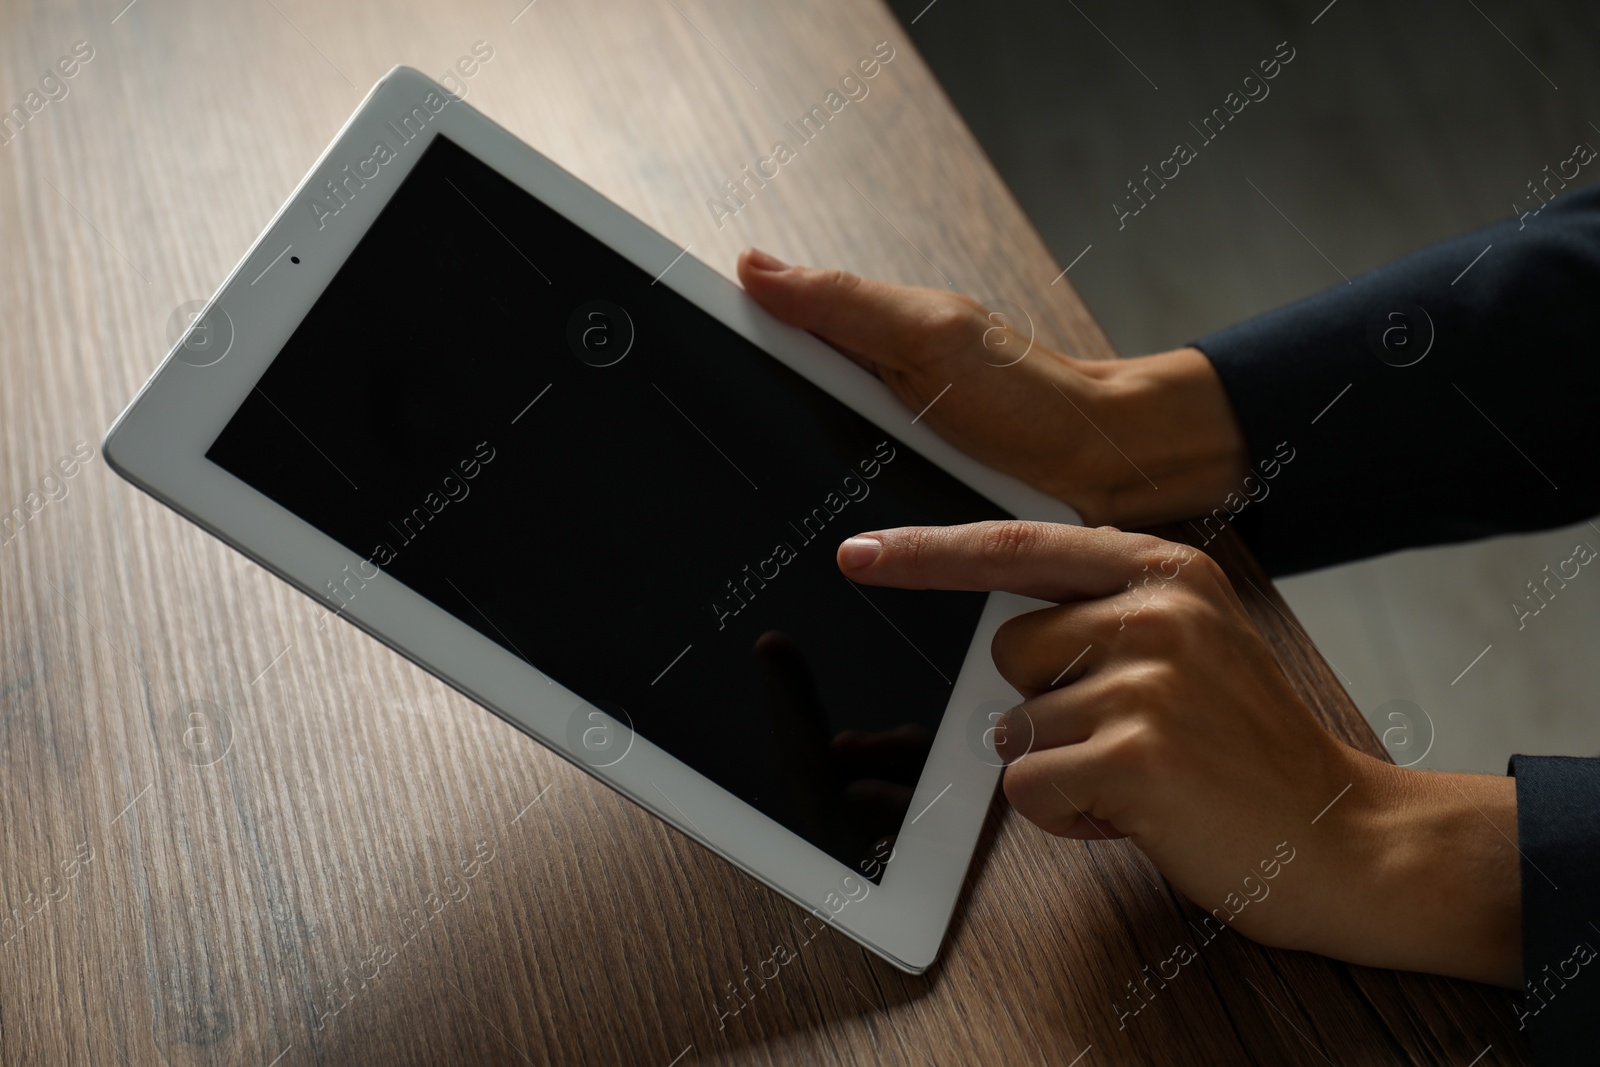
[207,134,1008,879]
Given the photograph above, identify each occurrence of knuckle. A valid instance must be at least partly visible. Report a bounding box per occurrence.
[1129,532,1169,555]
[1099,667,1144,711]
[1130,534,1180,572]
[896,526,933,574]
[1117,723,1183,782]
[1186,546,1225,584]
[908,294,984,359]
[979,520,1041,568]
[923,295,979,337]
[1100,726,1155,775]
[1115,587,1211,652]
[1096,662,1165,715]
[1120,602,1178,641]
[817,268,863,298]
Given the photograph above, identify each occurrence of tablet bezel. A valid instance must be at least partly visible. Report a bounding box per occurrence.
[103,66,1081,973]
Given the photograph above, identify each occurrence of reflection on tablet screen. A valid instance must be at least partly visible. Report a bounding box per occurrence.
[207,135,1010,880]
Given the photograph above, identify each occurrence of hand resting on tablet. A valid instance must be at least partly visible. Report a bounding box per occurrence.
[737,249,1522,992]
[736,247,1248,532]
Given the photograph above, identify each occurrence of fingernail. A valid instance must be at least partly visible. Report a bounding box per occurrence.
[745,248,790,273]
[838,536,881,570]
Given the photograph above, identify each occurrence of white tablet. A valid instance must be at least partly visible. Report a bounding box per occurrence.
[103,67,1080,973]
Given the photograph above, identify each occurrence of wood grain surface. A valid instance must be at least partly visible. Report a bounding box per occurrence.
[0,0,1527,1064]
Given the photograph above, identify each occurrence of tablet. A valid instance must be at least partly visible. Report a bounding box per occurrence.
[103,67,1080,973]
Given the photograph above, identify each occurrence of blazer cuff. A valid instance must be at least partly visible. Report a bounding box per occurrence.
[1507,754,1600,1063]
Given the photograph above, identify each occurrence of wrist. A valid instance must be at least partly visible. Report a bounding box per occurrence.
[1293,752,1522,986]
[1080,347,1251,528]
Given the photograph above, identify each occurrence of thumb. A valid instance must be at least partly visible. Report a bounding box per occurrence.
[836,521,1162,603]
[737,248,983,372]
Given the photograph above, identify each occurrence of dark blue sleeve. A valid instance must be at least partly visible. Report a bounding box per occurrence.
[1507,756,1600,1063]
[1190,185,1600,1064]
[1190,181,1600,578]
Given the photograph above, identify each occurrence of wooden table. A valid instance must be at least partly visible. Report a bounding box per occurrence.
[0,0,1527,1063]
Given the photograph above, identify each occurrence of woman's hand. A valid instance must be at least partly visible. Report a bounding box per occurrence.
[837,520,1523,987]
[737,248,1251,528]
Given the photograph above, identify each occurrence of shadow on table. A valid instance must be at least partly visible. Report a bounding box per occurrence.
[291,750,1002,1066]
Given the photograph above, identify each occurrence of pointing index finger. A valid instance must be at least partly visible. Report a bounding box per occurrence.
[837,520,1169,603]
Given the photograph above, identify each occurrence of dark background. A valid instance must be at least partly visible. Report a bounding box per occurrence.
[886,0,1599,357]
[884,0,1600,773]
